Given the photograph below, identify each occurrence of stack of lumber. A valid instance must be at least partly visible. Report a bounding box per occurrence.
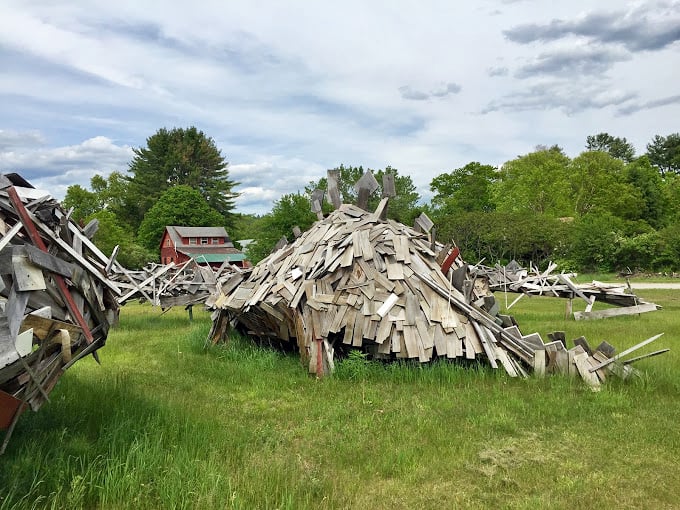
[112,260,245,309]
[0,173,121,453]
[472,260,660,319]
[210,201,537,377]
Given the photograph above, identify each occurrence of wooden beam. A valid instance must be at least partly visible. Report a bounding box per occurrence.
[588,333,664,373]
[6,186,94,344]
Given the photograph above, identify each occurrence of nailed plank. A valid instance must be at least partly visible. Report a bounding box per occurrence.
[327,169,342,210]
[12,254,46,291]
[574,303,659,320]
[0,222,23,253]
[573,351,601,390]
[588,333,664,373]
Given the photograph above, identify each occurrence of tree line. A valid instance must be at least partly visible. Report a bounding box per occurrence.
[64,128,680,273]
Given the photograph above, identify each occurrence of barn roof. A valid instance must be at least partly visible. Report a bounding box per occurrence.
[164,226,234,248]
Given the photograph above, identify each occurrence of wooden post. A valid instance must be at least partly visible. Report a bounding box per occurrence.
[354,171,379,211]
[327,169,342,210]
[310,189,325,220]
[316,338,323,378]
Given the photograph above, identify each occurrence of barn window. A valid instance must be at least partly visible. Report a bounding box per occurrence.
[212,237,220,244]
[166,239,171,246]
[189,238,197,245]
[201,237,208,245]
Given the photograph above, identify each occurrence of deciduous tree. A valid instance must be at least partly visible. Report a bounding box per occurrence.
[430,162,497,215]
[247,193,317,262]
[494,146,571,216]
[568,151,641,218]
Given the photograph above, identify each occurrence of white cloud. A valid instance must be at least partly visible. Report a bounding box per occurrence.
[0,0,677,217]
[0,135,133,199]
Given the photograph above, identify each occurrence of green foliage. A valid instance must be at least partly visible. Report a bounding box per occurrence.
[646,133,680,176]
[624,156,667,228]
[88,210,155,269]
[430,162,497,214]
[137,185,225,253]
[615,231,663,271]
[335,350,373,381]
[565,213,625,271]
[585,132,636,162]
[62,184,102,224]
[247,193,317,263]
[229,213,266,248]
[643,224,680,271]
[662,173,680,221]
[435,210,567,266]
[62,172,133,226]
[494,146,571,216]
[126,126,239,229]
[568,151,641,218]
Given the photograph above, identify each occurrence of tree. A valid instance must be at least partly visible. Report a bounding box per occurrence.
[568,151,641,218]
[494,146,571,216]
[435,210,565,266]
[88,210,155,269]
[247,193,317,263]
[624,156,667,228]
[126,127,239,229]
[137,185,225,253]
[306,165,421,225]
[566,212,625,271]
[62,184,102,224]
[585,132,636,162]
[646,133,680,176]
[430,162,497,214]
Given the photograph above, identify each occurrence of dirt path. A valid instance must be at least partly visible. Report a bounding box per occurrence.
[627,282,680,290]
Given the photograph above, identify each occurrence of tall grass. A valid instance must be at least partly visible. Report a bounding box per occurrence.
[1,293,679,509]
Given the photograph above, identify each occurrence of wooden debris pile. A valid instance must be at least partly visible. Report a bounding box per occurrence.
[210,200,537,377]
[0,173,121,453]
[471,260,660,320]
[111,260,245,309]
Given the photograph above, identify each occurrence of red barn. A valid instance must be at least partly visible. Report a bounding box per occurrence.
[159,226,248,268]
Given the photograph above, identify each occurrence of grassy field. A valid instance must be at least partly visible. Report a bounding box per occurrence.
[1,289,679,509]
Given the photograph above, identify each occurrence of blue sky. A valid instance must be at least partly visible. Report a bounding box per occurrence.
[1,0,679,214]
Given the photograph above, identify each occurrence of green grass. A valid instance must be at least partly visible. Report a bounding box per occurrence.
[574,272,680,283]
[1,294,680,509]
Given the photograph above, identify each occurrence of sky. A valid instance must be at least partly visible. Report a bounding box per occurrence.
[0,0,679,215]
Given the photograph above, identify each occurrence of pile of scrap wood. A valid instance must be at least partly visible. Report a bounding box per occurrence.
[112,260,245,309]
[471,260,660,320]
[208,202,543,375]
[209,170,668,387]
[0,173,121,453]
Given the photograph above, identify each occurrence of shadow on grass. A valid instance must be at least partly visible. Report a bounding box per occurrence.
[0,370,180,508]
